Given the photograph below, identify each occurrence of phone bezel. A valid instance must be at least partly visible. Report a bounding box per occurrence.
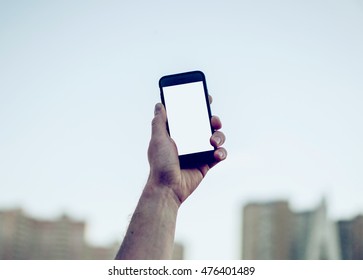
[159,70,215,168]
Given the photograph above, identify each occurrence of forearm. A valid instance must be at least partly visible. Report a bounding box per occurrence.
[115,183,180,260]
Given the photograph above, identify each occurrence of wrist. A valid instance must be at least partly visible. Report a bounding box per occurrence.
[143,181,181,210]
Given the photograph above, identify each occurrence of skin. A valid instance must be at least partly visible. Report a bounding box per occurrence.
[115,101,227,259]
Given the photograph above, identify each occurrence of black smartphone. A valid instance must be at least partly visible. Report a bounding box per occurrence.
[159,70,215,168]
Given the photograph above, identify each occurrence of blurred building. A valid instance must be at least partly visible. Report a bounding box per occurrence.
[242,201,292,259]
[242,199,341,259]
[0,208,118,259]
[290,200,340,259]
[337,215,363,260]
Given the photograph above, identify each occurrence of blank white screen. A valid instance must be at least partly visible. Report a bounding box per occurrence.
[163,81,213,155]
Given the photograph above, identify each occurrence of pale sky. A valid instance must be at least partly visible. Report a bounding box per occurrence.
[1,0,363,259]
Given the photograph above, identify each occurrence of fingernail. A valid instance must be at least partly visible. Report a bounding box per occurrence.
[154,103,162,116]
[217,150,225,159]
[214,136,221,145]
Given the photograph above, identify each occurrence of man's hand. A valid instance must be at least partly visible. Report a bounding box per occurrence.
[116,100,226,259]
[147,101,227,207]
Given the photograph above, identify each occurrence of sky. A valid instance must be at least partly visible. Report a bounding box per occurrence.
[1,0,363,259]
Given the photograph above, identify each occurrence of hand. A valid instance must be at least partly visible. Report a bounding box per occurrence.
[116,100,226,260]
[147,100,227,207]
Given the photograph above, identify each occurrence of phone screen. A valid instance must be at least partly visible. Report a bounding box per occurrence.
[162,81,213,156]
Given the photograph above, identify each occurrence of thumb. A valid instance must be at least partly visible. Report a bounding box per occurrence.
[151,103,168,137]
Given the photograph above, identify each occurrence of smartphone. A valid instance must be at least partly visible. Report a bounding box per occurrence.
[159,70,215,168]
